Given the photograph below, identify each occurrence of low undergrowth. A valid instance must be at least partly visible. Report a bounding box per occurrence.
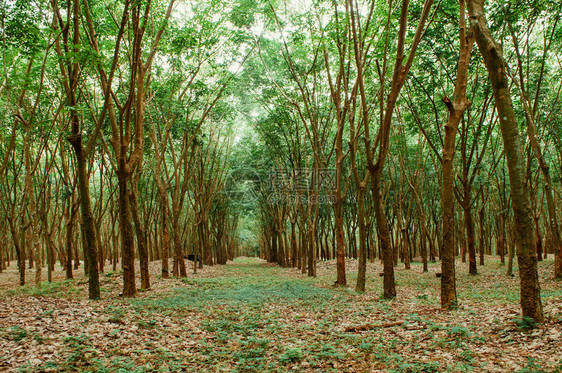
[1,257,561,372]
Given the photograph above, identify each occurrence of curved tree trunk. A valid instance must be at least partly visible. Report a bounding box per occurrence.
[71,139,100,299]
[467,0,543,322]
[440,0,473,304]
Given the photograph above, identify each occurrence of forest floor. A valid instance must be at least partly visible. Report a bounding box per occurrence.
[0,256,561,373]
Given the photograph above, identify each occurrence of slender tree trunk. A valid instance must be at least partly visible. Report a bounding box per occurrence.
[69,138,100,299]
[507,229,515,276]
[356,187,367,292]
[112,220,118,272]
[372,173,396,298]
[161,205,170,278]
[479,206,485,265]
[535,216,543,262]
[307,220,317,277]
[277,226,285,267]
[497,213,506,264]
[22,125,42,288]
[460,210,467,263]
[291,220,297,268]
[271,230,277,263]
[65,203,76,280]
[421,236,428,272]
[45,233,53,283]
[129,183,150,290]
[468,0,543,322]
[498,234,505,264]
[510,24,562,278]
[118,166,136,297]
[300,220,307,274]
[334,199,346,285]
[8,218,25,286]
[465,205,478,275]
[402,227,410,270]
[440,0,473,308]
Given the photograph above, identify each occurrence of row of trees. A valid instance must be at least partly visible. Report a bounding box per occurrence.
[237,0,561,324]
[0,0,247,297]
[1,0,560,324]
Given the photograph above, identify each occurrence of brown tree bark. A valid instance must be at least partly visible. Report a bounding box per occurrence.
[334,196,346,284]
[7,216,25,286]
[51,0,103,299]
[83,0,174,297]
[372,174,396,298]
[152,159,170,278]
[479,204,486,265]
[507,13,562,279]
[464,203,478,275]
[441,0,474,308]
[366,0,434,299]
[129,180,150,290]
[534,216,543,262]
[355,187,368,292]
[65,198,77,280]
[467,0,543,322]
[118,167,136,297]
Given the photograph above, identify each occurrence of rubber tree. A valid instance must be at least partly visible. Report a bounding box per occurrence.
[82,0,175,296]
[505,7,562,279]
[365,0,434,299]
[440,0,474,307]
[467,0,543,322]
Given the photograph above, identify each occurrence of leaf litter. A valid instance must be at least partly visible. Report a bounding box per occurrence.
[0,256,561,372]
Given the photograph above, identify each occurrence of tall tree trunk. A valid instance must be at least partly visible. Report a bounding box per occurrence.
[441,0,473,308]
[355,187,367,292]
[334,199,346,285]
[291,220,297,268]
[479,205,485,265]
[507,229,515,277]
[118,166,136,297]
[8,217,25,286]
[366,0,433,299]
[171,206,186,276]
[508,15,562,278]
[464,204,478,275]
[129,182,150,290]
[468,0,543,322]
[0,241,3,274]
[45,232,53,283]
[277,226,285,267]
[65,201,76,280]
[534,216,543,262]
[421,236,428,272]
[70,137,100,299]
[402,227,410,270]
[271,229,277,263]
[372,173,396,298]
[22,122,42,289]
[300,219,307,274]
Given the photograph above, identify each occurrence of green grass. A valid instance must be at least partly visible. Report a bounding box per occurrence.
[134,268,337,312]
[5,279,81,298]
[4,257,561,373]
